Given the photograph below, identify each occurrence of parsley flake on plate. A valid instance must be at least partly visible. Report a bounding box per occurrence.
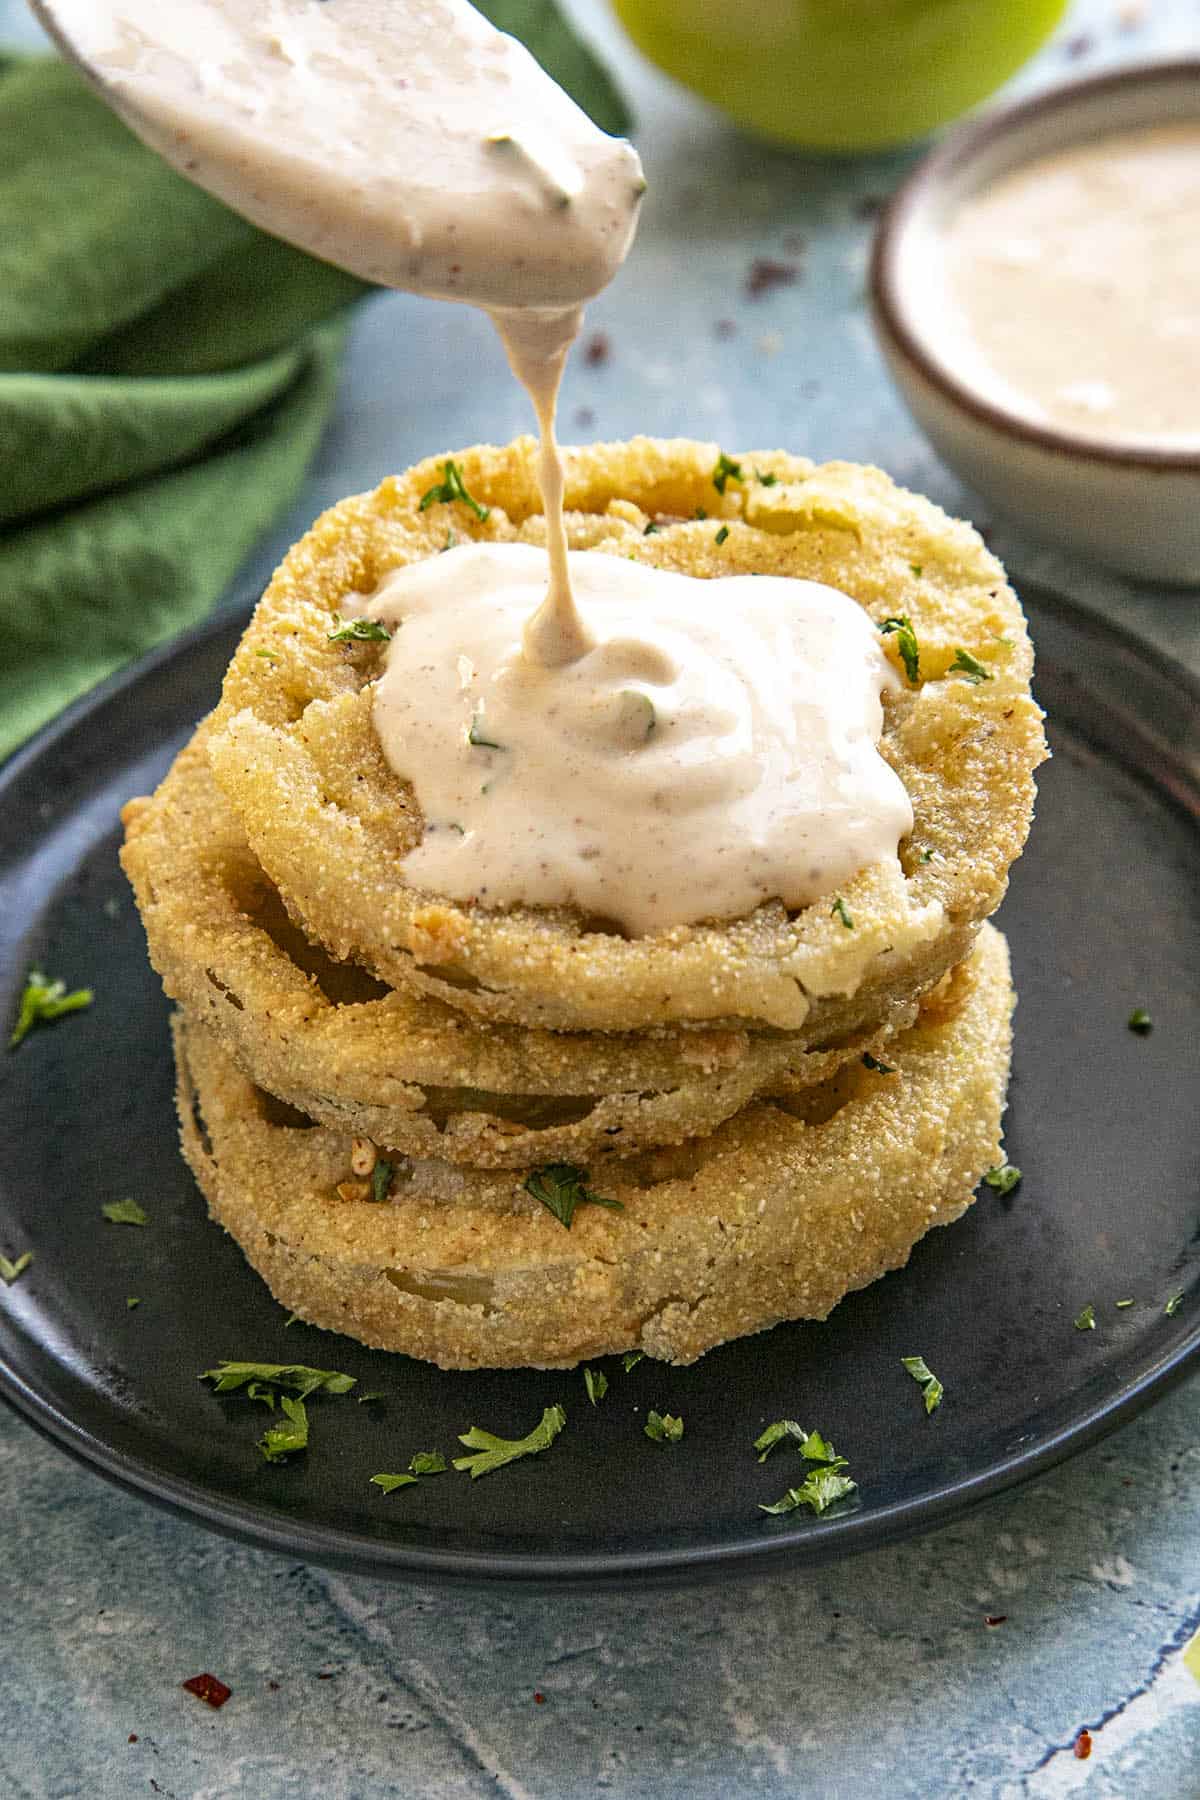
[1165,1292,1184,1317]
[9,969,93,1049]
[755,469,778,486]
[754,1420,843,1465]
[622,1351,645,1372]
[831,895,854,930]
[258,1395,308,1462]
[878,615,920,685]
[453,1404,566,1478]
[524,1162,623,1230]
[714,525,730,547]
[126,1296,141,1310]
[0,1251,32,1285]
[760,1468,858,1517]
[711,452,743,495]
[1127,1008,1153,1035]
[200,1361,356,1399]
[644,1410,684,1443]
[1074,1304,1096,1332]
[370,1471,416,1493]
[327,615,391,644]
[101,1198,147,1226]
[949,647,993,684]
[584,1367,608,1406]
[371,1451,447,1493]
[419,459,490,521]
[983,1163,1022,1195]
[901,1354,944,1415]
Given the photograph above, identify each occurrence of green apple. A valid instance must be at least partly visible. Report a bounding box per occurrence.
[611,0,1070,150]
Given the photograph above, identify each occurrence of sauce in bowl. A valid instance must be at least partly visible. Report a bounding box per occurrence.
[942,122,1200,447]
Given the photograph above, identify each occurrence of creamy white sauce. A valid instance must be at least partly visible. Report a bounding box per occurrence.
[943,123,1200,444]
[351,544,913,935]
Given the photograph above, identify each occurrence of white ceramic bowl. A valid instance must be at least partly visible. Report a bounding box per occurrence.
[870,61,1200,585]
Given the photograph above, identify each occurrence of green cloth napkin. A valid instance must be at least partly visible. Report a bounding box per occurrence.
[0,55,370,760]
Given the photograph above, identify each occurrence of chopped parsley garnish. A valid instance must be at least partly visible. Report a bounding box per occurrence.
[370,1471,416,1493]
[643,520,661,535]
[693,507,708,521]
[756,1422,855,1513]
[584,1367,608,1406]
[644,1410,683,1443]
[102,1198,147,1226]
[711,452,743,495]
[909,562,923,577]
[371,1160,394,1204]
[200,1361,356,1399]
[0,1251,32,1285]
[754,1420,840,1463]
[984,1163,1022,1195]
[442,529,459,552]
[901,1354,944,1414]
[524,1162,623,1230]
[1115,1299,1135,1309]
[760,1469,858,1516]
[327,615,391,643]
[371,1450,447,1491]
[755,469,778,486]
[714,525,730,546]
[467,710,505,750]
[879,615,920,685]
[861,1052,896,1074]
[126,1296,141,1310]
[419,459,490,521]
[1165,1292,1184,1317]
[258,1395,308,1462]
[10,970,93,1049]
[1127,1008,1152,1035]
[356,1391,386,1404]
[1074,1304,1096,1331]
[453,1403,566,1478]
[622,1351,645,1372]
[949,647,993,684]
[831,895,854,930]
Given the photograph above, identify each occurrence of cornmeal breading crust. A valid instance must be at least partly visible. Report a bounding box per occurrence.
[207,437,1045,1031]
[173,924,1013,1369]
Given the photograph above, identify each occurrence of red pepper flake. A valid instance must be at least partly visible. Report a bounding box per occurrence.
[1074,1729,1093,1760]
[182,1673,232,1710]
[984,1616,1007,1627]
[533,1691,546,1705]
[584,332,611,368]
[744,258,798,300]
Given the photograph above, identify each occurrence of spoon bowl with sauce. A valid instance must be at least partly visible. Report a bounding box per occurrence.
[871,61,1200,584]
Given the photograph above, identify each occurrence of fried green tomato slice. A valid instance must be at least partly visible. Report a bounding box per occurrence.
[207,437,1045,1031]
[173,924,1014,1370]
[122,727,915,1168]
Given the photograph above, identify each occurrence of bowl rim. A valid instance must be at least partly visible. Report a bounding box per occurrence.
[869,58,1200,474]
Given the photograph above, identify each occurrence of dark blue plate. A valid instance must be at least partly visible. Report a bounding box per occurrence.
[0,587,1196,1589]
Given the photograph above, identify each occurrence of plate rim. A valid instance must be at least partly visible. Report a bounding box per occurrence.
[1,587,1197,1589]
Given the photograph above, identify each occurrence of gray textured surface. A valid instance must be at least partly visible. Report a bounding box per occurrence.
[2,0,1198,1793]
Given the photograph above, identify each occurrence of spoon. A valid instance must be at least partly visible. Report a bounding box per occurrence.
[28,0,643,314]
